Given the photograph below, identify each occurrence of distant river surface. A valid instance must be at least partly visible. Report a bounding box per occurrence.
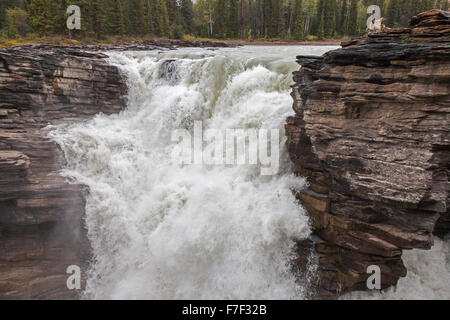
[48,45,449,300]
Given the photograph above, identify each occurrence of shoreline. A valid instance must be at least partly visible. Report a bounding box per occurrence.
[0,36,343,49]
[222,39,343,46]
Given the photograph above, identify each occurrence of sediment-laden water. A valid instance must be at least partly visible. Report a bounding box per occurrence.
[48,46,449,300]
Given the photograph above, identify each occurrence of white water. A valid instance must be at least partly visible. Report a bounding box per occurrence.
[48,45,449,300]
[48,45,334,299]
[344,237,450,300]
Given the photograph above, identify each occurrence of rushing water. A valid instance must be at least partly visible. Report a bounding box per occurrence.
[48,45,449,300]
[344,237,450,300]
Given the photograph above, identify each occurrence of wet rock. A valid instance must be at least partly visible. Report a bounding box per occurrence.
[3,39,236,54]
[0,46,127,299]
[286,10,450,298]
[0,38,235,300]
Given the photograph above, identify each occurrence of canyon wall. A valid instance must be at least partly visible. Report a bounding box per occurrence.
[0,40,232,299]
[287,10,450,298]
[0,47,127,299]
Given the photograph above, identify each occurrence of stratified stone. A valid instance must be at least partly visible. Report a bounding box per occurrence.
[286,10,450,297]
[0,39,236,300]
[0,46,127,299]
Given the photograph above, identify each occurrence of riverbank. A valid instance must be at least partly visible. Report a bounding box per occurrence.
[221,39,343,46]
[0,35,342,49]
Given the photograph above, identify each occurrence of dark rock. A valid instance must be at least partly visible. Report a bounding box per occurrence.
[286,10,450,298]
[0,46,127,299]
[0,38,236,300]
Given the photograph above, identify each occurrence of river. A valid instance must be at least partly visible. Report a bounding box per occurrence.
[48,45,449,300]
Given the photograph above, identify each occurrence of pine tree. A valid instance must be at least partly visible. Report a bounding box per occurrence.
[323,0,336,38]
[293,0,304,40]
[4,0,438,42]
[29,0,53,36]
[180,0,194,34]
[110,0,126,35]
[160,0,171,37]
[262,0,279,38]
[315,0,325,39]
[91,0,107,39]
[387,0,401,27]
[5,8,28,37]
[339,0,348,35]
[131,0,146,35]
[166,0,178,25]
[348,0,358,35]
[226,0,239,38]
[50,0,68,35]
[214,0,226,38]
[317,15,324,39]
[146,0,159,35]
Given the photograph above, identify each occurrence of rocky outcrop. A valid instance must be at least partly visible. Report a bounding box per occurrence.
[0,38,236,299]
[0,46,127,299]
[4,38,235,53]
[0,39,235,299]
[286,10,450,298]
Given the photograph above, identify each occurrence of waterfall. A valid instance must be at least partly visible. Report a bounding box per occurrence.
[48,45,448,300]
[48,46,335,299]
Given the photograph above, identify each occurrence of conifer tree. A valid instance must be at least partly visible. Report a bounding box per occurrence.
[131,0,146,35]
[387,0,401,27]
[50,0,68,35]
[166,0,178,25]
[317,15,324,39]
[110,0,126,35]
[29,0,53,36]
[2,0,441,42]
[180,0,194,34]
[348,0,358,35]
[91,0,107,39]
[293,0,304,40]
[339,0,348,35]
[323,0,336,38]
[227,0,239,38]
[214,0,227,38]
[160,0,171,37]
[146,0,159,35]
[5,7,28,37]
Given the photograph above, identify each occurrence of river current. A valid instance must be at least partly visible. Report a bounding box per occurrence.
[49,46,449,300]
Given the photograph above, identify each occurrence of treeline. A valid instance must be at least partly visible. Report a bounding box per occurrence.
[0,0,449,41]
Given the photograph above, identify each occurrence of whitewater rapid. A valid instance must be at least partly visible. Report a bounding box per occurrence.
[48,45,449,300]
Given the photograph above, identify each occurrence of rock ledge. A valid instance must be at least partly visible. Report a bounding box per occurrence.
[287,10,450,298]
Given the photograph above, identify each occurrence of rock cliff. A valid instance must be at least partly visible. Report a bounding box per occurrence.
[0,39,234,299]
[0,46,127,299]
[287,10,450,298]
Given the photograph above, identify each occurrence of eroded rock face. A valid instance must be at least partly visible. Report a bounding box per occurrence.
[0,47,127,299]
[0,39,235,300]
[286,10,450,298]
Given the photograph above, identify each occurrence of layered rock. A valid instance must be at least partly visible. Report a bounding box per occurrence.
[0,39,234,300]
[286,10,450,298]
[0,47,127,299]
